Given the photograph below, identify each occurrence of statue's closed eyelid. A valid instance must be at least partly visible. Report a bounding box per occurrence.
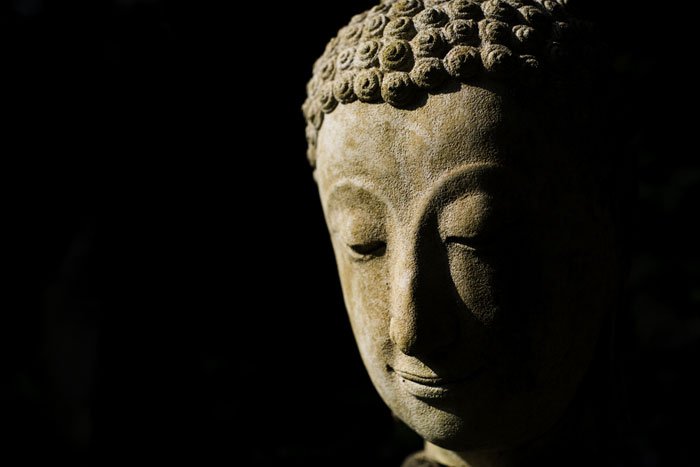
[334,211,386,241]
[328,209,387,262]
[440,198,486,222]
[324,180,389,231]
[437,193,513,241]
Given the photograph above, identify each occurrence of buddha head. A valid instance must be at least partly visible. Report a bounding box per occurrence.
[303,0,618,462]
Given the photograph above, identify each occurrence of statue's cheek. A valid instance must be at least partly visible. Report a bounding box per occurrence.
[447,247,511,325]
[333,246,391,338]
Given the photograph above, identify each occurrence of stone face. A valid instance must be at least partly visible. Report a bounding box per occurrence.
[314,85,617,454]
[305,1,614,464]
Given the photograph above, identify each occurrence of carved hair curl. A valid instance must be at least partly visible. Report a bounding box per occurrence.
[303,0,598,166]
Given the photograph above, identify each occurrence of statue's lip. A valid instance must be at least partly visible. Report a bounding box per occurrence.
[391,367,481,387]
[389,366,485,399]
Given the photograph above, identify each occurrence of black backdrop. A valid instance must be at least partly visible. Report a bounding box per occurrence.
[3,1,699,465]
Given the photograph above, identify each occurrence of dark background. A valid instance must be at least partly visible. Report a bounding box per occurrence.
[3,0,699,465]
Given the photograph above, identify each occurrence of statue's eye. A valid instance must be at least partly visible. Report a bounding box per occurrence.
[445,233,497,252]
[348,240,387,260]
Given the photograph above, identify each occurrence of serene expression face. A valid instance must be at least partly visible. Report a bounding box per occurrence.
[314,84,616,451]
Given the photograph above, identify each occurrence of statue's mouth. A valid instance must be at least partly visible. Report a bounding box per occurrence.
[390,367,484,399]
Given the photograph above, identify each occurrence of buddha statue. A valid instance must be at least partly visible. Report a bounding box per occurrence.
[303,1,621,465]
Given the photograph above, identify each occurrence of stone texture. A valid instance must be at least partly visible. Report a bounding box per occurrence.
[303,1,615,466]
[302,0,596,167]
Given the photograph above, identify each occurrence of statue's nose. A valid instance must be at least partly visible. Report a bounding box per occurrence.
[389,244,457,358]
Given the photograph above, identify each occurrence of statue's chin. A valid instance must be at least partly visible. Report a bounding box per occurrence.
[383,389,563,454]
[367,367,532,451]
[402,408,503,452]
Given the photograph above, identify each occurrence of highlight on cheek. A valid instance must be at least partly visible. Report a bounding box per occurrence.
[436,193,517,328]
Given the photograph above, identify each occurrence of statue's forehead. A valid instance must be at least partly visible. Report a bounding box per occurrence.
[315,85,522,202]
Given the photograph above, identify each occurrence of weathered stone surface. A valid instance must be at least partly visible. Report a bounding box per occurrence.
[303,0,595,167]
[303,2,615,466]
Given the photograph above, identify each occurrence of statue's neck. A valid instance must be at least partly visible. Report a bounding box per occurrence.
[424,442,518,467]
